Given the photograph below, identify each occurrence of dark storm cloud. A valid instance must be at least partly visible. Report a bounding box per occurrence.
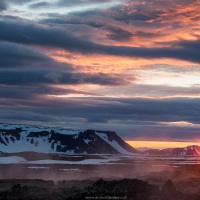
[132,31,164,38]
[0,0,7,11]
[177,38,200,49]
[28,0,112,10]
[1,97,200,139]
[0,15,22,21]
[41,17,100,26]
[42,16,163,41]
[56,0,109,7]
[113,7,165,22]
[40,87,100,96]
[0,109,57,123]
[113,10,164,22]
[0,86,37,99]
[0,42,51,67]
[1,20,200,63]
[0,70,131,86]
[101,26,133,41]
[68,97,200,125]
[7,0,32,5]
[2,97,200,124]
[42,17,133,41]
[0,85,100,100]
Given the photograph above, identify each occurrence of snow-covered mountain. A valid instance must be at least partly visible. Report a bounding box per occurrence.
[0,124,138,154]
[144,145,200,156]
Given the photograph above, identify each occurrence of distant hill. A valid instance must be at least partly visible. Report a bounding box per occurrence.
[144,145,200,156]
[136,147,151,152]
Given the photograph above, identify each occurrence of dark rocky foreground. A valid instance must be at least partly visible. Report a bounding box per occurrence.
[0,179,199,200]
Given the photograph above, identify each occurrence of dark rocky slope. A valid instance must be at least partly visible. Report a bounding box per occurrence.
[0,179,198,200]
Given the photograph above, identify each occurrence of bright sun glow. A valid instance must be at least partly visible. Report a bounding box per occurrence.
[126,140,200,149]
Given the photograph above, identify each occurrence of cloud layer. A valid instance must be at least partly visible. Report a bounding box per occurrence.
[1,0,200,141]
[1,20,200,63]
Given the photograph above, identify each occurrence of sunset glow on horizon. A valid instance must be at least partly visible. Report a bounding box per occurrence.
[126,140,200,150]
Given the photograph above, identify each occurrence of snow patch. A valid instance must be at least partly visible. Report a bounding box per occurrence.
[24,157,119,165]
[83,139,92,144]
[0,156,26,164]
[173,161,200,165]
[96,132,132,154]
[27,166,50,169]
[0,123,83,135]
[59,168,81,171]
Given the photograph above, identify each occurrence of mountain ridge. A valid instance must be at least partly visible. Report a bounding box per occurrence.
[1,123,200,156]
[0,123,138,154]
[143,145,200,156]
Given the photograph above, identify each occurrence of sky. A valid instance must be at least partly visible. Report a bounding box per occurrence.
[1,0,200,143]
